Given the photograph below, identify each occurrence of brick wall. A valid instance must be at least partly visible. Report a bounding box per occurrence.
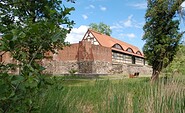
[78,40,112,62]
[42,40,152,75]
[53,43,79,61]
[1,41,152,75]
[92,45,112,62]
[78,41,94,61]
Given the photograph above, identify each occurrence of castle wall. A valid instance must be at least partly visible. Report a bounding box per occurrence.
[111,64,152,75]
[77,40,112,62]
[1,41,152,76]
[43,60,152,75]
[92,45,112,62]
[42,40,152,75]
[53,43,79,61]
[42,60,78,75]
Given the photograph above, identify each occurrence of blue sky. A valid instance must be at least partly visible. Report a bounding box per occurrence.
[64,0,185,51]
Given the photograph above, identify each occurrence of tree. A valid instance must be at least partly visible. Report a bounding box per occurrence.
[143,0,185,81]
[0,0,75,112]
[89,22,112,36]
[165,45,185,76]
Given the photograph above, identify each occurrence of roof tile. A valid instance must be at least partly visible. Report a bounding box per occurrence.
[88,29,144,57]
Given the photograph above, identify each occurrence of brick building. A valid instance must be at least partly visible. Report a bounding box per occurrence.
[0,29,152,75]
[43,29,151,75]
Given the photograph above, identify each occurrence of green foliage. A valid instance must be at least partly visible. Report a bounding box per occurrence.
[0,0,75,112]
[0,72,55,113]
[37,77,185,113]
[0,0,75,62]
[165,45,185,75]
[89,22,112,36]
[143,0,184,79]
[68,68,78,75]
[0,73,38,113]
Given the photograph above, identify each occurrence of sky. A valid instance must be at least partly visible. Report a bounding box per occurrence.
[64,0,185,51]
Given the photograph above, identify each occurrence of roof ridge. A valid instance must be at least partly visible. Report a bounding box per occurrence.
[88,29,102,35]
[111,37,139,48]
[87,29,142,53]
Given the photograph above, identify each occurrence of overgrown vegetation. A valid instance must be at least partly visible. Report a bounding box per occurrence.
[1,0,185,112]
[36,44,185,113]
[164,45,185,76]
[37,76,185,113]
[68,69,78,76]
[0,0,75,112]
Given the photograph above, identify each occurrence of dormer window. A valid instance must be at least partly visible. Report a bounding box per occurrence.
[136,51,142,55]
[126,48,134,53]
[113,44,123,50]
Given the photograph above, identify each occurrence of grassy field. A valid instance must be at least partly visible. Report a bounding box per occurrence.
[37,75,185,113]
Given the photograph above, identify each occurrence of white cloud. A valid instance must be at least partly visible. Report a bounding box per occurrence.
[90,5,95,9]
[130,2,147,9]
[65,25,89,44]
[126,33,136,38]
[111,15,144,29]
[181,2,185,7]
[85,4,95,9]
[134,22,145,29]
[122,15,133,27]
[82,14,88,20]
[110,23,123,29]
[100,6,107,11]
[119,33,136,39]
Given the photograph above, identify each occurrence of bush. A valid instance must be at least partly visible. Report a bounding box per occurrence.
[68,69,78,75]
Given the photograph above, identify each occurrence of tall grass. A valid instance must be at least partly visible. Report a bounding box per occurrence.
[37,77,185,113]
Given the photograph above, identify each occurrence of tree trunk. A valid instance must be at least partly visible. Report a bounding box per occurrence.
[151,69,160,82]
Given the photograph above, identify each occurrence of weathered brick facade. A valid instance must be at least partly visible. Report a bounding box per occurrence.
[0,29,152,75]
[43,40,113,74]
[42,40,152,75]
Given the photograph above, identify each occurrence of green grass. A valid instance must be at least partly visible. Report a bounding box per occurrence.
[37,75,185,113]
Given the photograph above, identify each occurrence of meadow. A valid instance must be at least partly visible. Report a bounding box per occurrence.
[36,74,185,113]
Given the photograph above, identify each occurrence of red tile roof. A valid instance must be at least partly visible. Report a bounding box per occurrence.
[87,29,144,58]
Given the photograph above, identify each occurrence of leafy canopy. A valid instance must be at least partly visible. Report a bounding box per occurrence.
[89,22,112,36]
[143,0,184,80]
[0,0,75,112]
[165,45,185,76]
[0,0,74,62]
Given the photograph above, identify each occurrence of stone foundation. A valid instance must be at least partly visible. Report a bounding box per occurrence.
[78,61,93,73]
[110,63,152,75]
[42,60,152,75]
[92,61,112,74]
[42,60,78,75]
